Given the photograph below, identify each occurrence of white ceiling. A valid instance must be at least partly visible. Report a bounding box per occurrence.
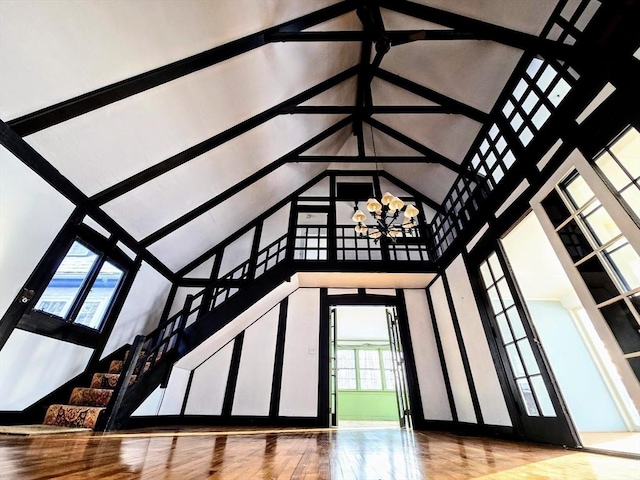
[0,0,562,274]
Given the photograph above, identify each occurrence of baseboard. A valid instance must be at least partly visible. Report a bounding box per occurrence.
[414,419,517,440]
[124,414,325,430]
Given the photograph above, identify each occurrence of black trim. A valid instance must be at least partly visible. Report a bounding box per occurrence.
[180,370,195,416]
[317,288,331,426]
[440,272,484,424]
[269,298,289,418]
[221,332,245,417]
[124,414,326,430]
[7,1,357,136]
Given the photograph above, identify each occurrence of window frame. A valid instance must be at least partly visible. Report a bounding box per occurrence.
[336,345,395,392]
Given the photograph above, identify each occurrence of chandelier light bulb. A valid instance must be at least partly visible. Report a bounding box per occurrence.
[404,204,419,218]
[366,198,382,212]
[389,197,404,211]
[369,228,382,239]
[381,192,394,205]
[352,210,366,223]
[389,229,401,237]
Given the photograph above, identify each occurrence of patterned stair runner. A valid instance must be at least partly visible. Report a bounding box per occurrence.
[42,349,140,430]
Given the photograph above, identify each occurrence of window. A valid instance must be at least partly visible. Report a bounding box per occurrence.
[32,239,126,331]
[594,127,640,224]
[337,346,395,391]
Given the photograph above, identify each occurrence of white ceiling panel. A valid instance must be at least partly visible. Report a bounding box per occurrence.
[382,163,458,204]
[103,114,347,240]
[300,76,358,106]
[303,126,352,156]
[0,0,341,119]
[380,8,451,30]
[382,40,523,113]
[306,10,361,31]
[365,128,423,157]
[25,41,360,196]
[410,1,560,35]
[371,77,439,106]
[372,113,482,163]
[148,163,328,272]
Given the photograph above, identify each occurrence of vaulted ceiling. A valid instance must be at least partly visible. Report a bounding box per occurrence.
[0,0,564,273]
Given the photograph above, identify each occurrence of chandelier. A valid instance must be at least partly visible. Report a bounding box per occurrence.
[352,126,420,243]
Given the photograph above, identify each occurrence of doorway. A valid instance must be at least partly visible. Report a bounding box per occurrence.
[329,305,411,428]
[502,212,640,455]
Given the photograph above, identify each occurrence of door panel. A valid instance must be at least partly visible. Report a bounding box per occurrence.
[387,307,412,428]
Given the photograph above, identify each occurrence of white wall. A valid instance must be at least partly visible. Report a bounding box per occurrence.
[446,256,512,426]
[404,289,452,421]
[184,341,234,415]
[102,261,172,357]
[0,145,75,317]
[259,203,291,250]
[0,329,93,409]
[336,306,388,341]
[429,278,477,423]
[158,367,190,415]
[219,228,255,276]
[279,288,320,417]
[232,305,279,415]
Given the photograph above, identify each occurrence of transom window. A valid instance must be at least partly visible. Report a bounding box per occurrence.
[337,346,395,391]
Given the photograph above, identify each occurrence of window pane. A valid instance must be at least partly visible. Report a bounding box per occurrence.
[75,260,124,329]
[359,369,382,390]
[596,152,631,191]
[358,350,379,369]
[621,186,640,219]
[610,128,640,178]
[337,349,355,369]
[532,104,551,129]
[496,313,513,343]
[513,79,528,100]
[507,344,526,378]
[384,369,396,391]
[581,203,621,246]
[382,350,394,370]
[517,378,540,416]
[33,241,98,319]
[338,369,356,389]
[537,64,557,92]
[548,77,571,107]
[522,91,539,114]
[530,375,556,416]
[564,174,595,209]
[506,307,527,340]
[488,253,503,279]
[480,262,493,288]
[604,239,640,291]
[517,339,540,375]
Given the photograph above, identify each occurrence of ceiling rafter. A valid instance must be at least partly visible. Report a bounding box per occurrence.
[295,155,429,163]
[267,30,483,43]
[92,65,359,206]
[364,116,470,177]
[6,1,357,137]
[140,116,354,247]
[284,105,468,114]
[374,68,488,123]
[378,0,574,60]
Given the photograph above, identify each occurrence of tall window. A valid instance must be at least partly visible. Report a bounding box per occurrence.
[337,346,395,391]
[32,239,126,330]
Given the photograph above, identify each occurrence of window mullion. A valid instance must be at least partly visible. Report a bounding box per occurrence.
[67,254,106,323]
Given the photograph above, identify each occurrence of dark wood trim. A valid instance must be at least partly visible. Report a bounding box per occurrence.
[440,271,484,424]
[425,284,458,422]
[140,117,352,247]
[92,68,358,206]
[7,1,357,136]
[267,30,489,43]
[285,105,463,115]
[317,288,331,427]
[221,332,245,417]
[180,370,195,416]
[124,414,326,429]
[364,117,467,175]
[416,419,516,440]
[374,68,488,123]
[269,298,289,418]
[295,155,431,163]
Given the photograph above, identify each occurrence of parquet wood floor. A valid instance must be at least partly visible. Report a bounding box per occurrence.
[0,425,638,479]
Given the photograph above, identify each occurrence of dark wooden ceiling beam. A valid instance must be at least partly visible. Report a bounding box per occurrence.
[267,30,482,43]
[7,1,357,137]
[285,105,464,114]
[294,155,430,163]
[364,117,473,178]
[92,65,359,206]
[379,0,574,60]
[140,116,353,247]
[374,68,488,123]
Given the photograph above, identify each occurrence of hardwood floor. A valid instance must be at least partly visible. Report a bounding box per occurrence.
[1,425,639,479]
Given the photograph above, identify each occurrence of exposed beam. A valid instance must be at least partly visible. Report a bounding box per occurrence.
[284,105,464,114]
[267,30,483,43]
[364,117,470,177]
[379,0,574,60]
[140,116,353,247]
[294,155,430,163]
[7,1,357,137]
[0,120,175,280]
[375,68,488,123]
[92,66,359,206]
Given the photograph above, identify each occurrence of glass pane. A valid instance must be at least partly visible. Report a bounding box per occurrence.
[506,307,527,340]
[517,339,540,375]
[596,152,631,191]
[517,378,540,416]
[577,257,620,304]
[530,375,556,416]
[604,240,640,291]
[557,219,594,262]
[526,57,543,78]
[522,90,539,114]
[621,186,640,219]
[488,253,503,279]
[359,369,382,390]
[337,349,355,369]
[480,262,493,288]
[599,300,640,355]
[503,150,516,169]
[510,113,524,131]
[502,100,515,118]
[513,79,528,100]
[486,152,497,169]
[519,127,534,146]
[537,64,557,92]
[493,165,505,184]
[33,241,99,320]
[384,369,396,390]
[581,203,621,246]
[382,350,394,369]
[496,136,507,153]
[610,128,640,178]
[532,104,551,129]
[337,369,356,389]
[358,350,379,369]
[564,174,595,209]
[507,344,526,378]
[496,279,513,305]
[74,260,124,329]
[548,78,571,107]
[496,313,513,343]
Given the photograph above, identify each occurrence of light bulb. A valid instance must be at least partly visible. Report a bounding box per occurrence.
[352,210,366,223]
[355,225,368,235]
[381,192,394,205]
[389,229,401,237]
[389,197,404,211]
[366,198,382,212]
[369,228,382,239]
[404,204,419,218]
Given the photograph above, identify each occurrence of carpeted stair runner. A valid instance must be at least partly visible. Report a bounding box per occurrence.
[43,349,143,430]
